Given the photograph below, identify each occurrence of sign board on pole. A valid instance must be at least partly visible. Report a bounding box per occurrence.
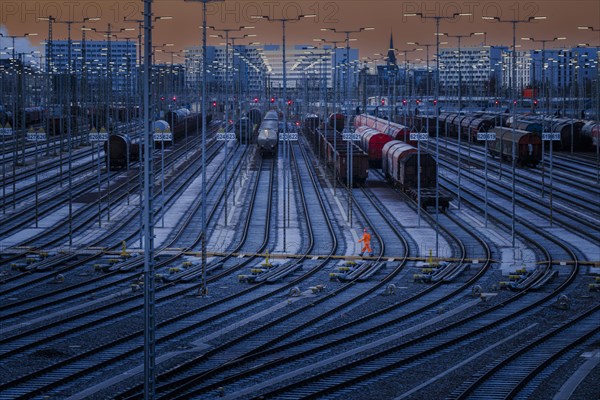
[0,124,13,136]
[89,127,109,142]
[542,132,561,141]
[279,132,298,141]
[477,132,496,141]
[26,128,46,141]
[216,132,237,141]
[153,129,173,142]
[342,132,360,141]
[409,132,429,141]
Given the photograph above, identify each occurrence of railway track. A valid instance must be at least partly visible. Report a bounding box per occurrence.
[0,142,248,324]
[436,142,600,237]
[120,139,488,399]
[0,126,223,297]
[0,143,256,398]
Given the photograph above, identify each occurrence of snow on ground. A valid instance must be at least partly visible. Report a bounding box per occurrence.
[208,145,255,253]
[70,201,139,249]
[272,150,302,256]
[3,145,99,198]
[0,203,85,249]
[310,155,357,258]
[369,185,452,260]
[545,228,599,262]
[453,207,537,275]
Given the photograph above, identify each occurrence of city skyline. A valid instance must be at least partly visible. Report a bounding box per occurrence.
[0,1,598,64]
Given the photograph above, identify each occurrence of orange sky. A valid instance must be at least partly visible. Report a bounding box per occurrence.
[1,1,599,62]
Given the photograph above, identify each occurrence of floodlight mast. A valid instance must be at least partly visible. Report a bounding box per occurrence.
[482,14,547,247]
[252,13,316,252]
[404,11,471,258]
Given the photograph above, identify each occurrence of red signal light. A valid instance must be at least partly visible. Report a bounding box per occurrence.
[254,97,259,103]
[287,100,292,106]
[416,99,420,105]
[161,96,165,101]
[381,98,385,105]
[270,97,275,103]
[402,99,407,106]
[433,99,437,105]
[212,101,217,107]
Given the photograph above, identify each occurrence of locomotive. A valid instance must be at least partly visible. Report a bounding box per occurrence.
[257,110,279,156]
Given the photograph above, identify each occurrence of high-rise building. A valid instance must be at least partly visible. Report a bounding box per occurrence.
[184,45,266,95]
[45,40,137,91]
[438,46,507,97]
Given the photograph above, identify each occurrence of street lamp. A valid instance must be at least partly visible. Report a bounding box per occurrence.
[186,0,224,297]
[404,11,471,258]
[314,38,345,195]
[138,1,158,397]
[209,26,254,227]
[0,31,38,187]
[321,27,374,228]
[39,16,101,246]
[88,25,138,225]
[252,12,316,253]
[123,15,171,248]
[521,36,566,198]
[440,32,481,211]
[153,43,174,229]
[483,14,547,247]
[577,26,599,183]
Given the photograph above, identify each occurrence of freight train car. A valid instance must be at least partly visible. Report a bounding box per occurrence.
[303,114,321,136]
[581,121,600,147]
[354,114,416,146]
[104,134,141,170]
[105,113,206,170]
[328,113,346,132]
[488,127,542,166]
[356,126,392,168]
[381,140,449,211]
[322,132,369,186]
[304,123,368,186]
[550,119,590,151]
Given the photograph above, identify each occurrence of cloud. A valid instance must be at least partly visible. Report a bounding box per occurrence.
[0,25,42,59]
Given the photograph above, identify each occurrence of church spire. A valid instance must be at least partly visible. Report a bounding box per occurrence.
[387,31,397,67]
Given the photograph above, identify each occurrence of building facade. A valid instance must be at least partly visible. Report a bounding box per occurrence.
[438,46,506,97]
[45,40,137,91]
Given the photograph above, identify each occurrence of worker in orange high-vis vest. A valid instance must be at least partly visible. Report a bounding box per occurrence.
[358,227,372,256]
